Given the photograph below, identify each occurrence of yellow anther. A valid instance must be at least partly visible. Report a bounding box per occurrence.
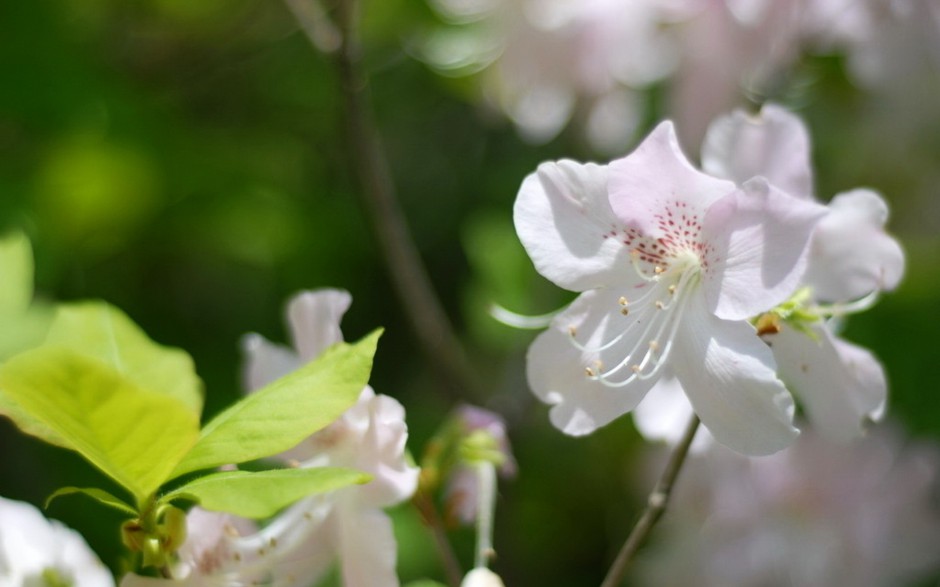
[655,300,665,310]
[621,307,630,316]
[618,296,628,306]
[654,266,665,274]
[568,326,578,337]
[668,284,677,295]
[649,340,660,351]
[631,365,641,373]
[585,367,596,377]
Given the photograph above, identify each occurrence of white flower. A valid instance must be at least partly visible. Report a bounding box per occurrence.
[122,290,419,587]
[702,103,903,441]
[425,0,689,153]
[242,289,420,587]
[515,120,825,455]
[0,495,114,587]
[634,426,940,587]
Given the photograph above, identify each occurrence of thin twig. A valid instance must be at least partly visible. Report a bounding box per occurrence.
[286,0,484,403]
[413,490,465,587]
[600,414,701,587]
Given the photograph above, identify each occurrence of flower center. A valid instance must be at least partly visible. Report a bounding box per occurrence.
[568,242,704,388]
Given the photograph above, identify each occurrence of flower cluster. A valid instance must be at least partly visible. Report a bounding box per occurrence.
[424,0,940,151]
[514,103,903,456]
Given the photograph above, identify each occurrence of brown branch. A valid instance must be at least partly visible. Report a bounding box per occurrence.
[285,0,484,403]
[600,414,700,587]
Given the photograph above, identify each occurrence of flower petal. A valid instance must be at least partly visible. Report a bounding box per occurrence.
[633,372,713,451]
[672,294,797,456]
[703,178,826,320]
[240,333,302,392]
[608,120,738,239]
[803,189,905,301]
[766,321,886,442]
[513,159,634,291]
[526,289,660,436]
[336,506,400,587]
[287,289,352,362]
[701,103,814,198]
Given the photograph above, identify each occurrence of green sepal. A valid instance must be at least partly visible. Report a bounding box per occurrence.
[168,329,382,479]
[161,467,371,519]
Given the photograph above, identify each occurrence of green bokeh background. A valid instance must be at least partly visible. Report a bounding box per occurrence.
[1,1,939,585]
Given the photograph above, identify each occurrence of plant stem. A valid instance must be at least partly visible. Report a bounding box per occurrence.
[600,414,700,587]
[286,0,484,403]
[413,490,465,587]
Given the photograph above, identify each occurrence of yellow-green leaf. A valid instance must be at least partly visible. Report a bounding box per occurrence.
[169,329,381,479]
[44,302,203,415]
[162,467,370,519]
[46,486,137,516]
[0,347,200,502]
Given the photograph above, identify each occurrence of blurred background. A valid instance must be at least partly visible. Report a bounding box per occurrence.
[1,0,939,585]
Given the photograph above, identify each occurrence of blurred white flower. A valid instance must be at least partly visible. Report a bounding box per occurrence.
[634,425,940,587]
[515,120,826,455]
[0,495,114,587]
[424,0,690,153]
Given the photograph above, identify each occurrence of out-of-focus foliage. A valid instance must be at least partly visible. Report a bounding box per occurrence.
[1,0,938,585]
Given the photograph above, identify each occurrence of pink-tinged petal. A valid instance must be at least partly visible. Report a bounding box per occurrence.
[701,103,814,198]
[240,333,302,392]
[803,189,905,302]
[672,294,798,456]
[703,178,827,321]
[526,289,659,436]
[766,322,886,442]
[633,372,713,451]
[287,289,352,362]
[336,506,400,587]
[513,159,635,292]
[608,120,738,238]
[355,394,421,508]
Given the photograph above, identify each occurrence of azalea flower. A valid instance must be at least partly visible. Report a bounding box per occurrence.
[0,495,114,587]
[515,119,825,455]
[701,104,903,441]
[241,289,420,587]
[123,290,419,587]
[633,425,940,587]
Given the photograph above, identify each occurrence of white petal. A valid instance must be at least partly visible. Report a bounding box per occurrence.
[803,189,905,302]
[608,121,738,239]
[336,506,400,587]
[240,333,302,392]
[0,497,114,587]
[672,294,798,456]
[286,289,352,362]
[701,103,814,199]
[703,178,827,321]
[633,373,713,451]
[767,322,886,442]
[355,394,421,508]
[265,501,337,587]
[513,159,635,291]
[526,289,659,436]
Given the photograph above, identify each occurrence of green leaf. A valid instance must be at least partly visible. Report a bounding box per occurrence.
[169,329,382,479]
[45,486,137,516]
[0,231,33,316]
[162,467,370,519]
[0,347,200,502]
[43,302,203,415]
[404,581,450,587]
